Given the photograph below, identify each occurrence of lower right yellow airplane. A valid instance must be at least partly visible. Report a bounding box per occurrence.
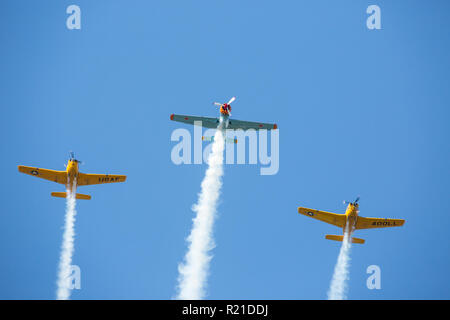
[298,197,405,244]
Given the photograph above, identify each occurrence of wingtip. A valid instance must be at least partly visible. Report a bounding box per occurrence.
[170,114,174,121]
[273,124,278,130]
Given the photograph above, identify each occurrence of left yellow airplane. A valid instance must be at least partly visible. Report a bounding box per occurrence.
[18,152,127,200]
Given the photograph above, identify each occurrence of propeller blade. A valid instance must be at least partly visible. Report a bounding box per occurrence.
[214,102,222,106]
[354,196,360,204]
[227,96,236,105]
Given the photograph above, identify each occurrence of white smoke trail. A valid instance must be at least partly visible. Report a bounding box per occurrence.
[56,185,77,300]
[176,127,225,300]
[327,226,352,300]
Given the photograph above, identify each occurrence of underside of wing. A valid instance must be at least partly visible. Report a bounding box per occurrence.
[77,173,127,186]
[227,118,278,130]
[298,207,346,228]
[18,165,67,184]
[170,114,219,129]
[356,217,405,229]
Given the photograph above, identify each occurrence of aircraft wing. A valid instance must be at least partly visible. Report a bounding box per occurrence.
[298,207,346,228]
[77,173,127,186]
[227,118,277,130]
[356,217,405,229]
[18,165,67,184]
[170,114,219,129]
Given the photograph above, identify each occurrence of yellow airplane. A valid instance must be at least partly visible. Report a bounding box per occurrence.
[18,152,126,200]
[298,197,405,244]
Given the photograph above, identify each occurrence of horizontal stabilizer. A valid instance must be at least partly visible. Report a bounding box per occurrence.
[325,234,365,244]
[51,192,66,198]
[51,192,91,200]
[75,193,91,200]
[202,136,238,144]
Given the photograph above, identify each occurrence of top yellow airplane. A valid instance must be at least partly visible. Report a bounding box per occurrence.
[298,197,405,244]
[18,152,126,200]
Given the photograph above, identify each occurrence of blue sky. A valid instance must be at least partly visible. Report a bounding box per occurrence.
[1,0,449,299]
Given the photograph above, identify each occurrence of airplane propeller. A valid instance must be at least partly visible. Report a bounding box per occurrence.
[227,96,236,105]
[343,196,360,206]
[213,96,236,107]
[69,151,83,164]
[213,97,235,116]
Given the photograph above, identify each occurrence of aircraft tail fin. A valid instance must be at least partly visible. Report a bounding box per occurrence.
[51,192,91,200]
[325,234,365,244]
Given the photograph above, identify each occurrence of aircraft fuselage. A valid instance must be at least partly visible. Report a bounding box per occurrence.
[66,160,79,192]
[219,113,230,129]
[343,203,359,233]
